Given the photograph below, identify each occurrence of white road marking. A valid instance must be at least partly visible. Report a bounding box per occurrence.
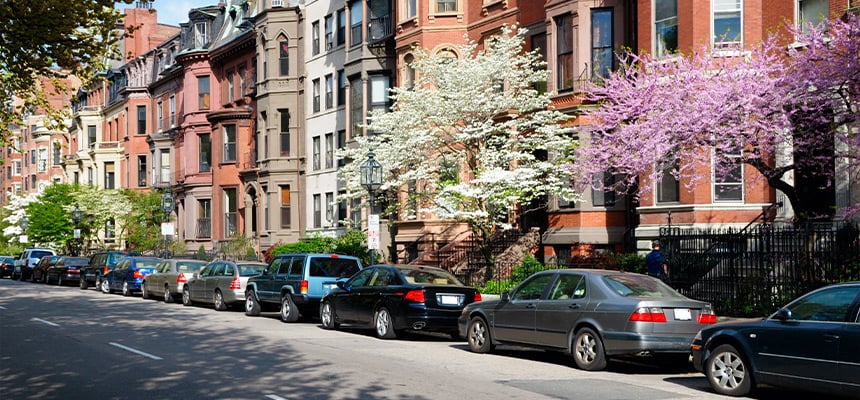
[32,317,60,327]
[265,395,289,400]
[109,342,163,360]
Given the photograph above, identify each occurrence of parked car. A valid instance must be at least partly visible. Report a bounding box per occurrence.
[31,255,62,283]
[692,282,860,397]
[320,264,482,339]
[100,256,161,296]
[0,256,17,278]
[11,248,57,281]
[142,259,208,303]
[458,269,717,371]
[182,260,267,311]
[245,253,363,322]
[45,256,91,286]
[79,251,135,290]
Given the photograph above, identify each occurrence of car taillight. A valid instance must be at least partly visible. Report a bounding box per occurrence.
[229,276,241,290]
[176,273,187,284]
[103,267,109,275]
[698,308,717,324]
[629,307,667,323]
[300,280,308,294]
[133,270,145,279]
[403,289,425,303]
[474,292,482,302]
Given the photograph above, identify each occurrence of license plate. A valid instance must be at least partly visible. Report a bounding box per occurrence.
[674,308,692,321]
[438,294,461,306]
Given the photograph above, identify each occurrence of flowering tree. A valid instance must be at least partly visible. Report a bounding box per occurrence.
[338,25,577,269]
[573,16,860,221]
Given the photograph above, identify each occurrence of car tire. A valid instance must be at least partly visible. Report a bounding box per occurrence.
[79,275,88,290]
[573,327,607,371]
[101,277,114,294]
[467,316,493,353]
[705,344,753,396]
[245,291,261,316]
[141,282,151,299]
[57,276,63,286]
[163,286,174,303]
[214,290,227,311]
[320,301,339,329]
[122,280,132,297]
[280,295,300,322]
[182,287,193,306]
[374,307,397,339]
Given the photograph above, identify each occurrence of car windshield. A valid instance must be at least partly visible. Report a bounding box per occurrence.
[238,264,266,276]
[31,251,53,259]
[398,267,462,286]
[602,274,685,298]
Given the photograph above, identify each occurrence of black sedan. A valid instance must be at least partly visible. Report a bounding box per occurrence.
[691,282,860,397]
[319,264,482,339]
[458,269,717,371]
[45,256,91,286]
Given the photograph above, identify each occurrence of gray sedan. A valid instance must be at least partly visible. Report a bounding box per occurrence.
[183,260,266,311]
[458,269,716,371]
[142,259,208,303]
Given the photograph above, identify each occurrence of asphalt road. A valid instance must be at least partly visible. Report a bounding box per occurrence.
[0,278,827,400]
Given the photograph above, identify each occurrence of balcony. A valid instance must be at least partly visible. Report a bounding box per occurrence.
[197,218,211,238]
[367,14,393,45]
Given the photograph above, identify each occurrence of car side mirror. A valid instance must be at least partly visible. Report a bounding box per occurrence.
[501,292,510,302]
[336,281,346,290]
[773,308,792,321]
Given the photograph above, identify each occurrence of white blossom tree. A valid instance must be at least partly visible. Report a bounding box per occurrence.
[338,25,578,272]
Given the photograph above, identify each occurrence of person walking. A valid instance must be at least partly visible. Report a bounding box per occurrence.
[645,240,669,281]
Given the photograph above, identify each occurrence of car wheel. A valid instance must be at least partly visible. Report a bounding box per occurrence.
[705,344,753,396]
[245,291,261,316]
[573,327,607,371]
[100,277,113,294]
[122,280,132,297]
[374,307,397,339]
[214,290,227,311]
[320,301,339,329]
[182,287,193,306]
[79,275,88,290]
[467,316,493,353]
[163,286,174,303]
[30,272,36,283]
[141,282,151,299]
[57,276,63,286]
[280,295,300,322]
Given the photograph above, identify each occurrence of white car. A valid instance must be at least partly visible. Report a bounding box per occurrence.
[11,248,56,281]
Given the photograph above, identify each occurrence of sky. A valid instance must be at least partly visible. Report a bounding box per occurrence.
[131,0,219,27]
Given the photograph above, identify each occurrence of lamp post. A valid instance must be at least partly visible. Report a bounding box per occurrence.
[360,151,383,266]
[161,188,175,259]
[72,204,82,256]
[19,215,28,244]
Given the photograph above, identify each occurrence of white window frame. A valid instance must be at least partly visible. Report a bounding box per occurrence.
[654,0,678,58]
[712,0,743,51]
[712,146,744,203]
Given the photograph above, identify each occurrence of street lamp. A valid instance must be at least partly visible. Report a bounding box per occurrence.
[72,204,82,256]
[19,215,28,244]
[360,151,382,266]
[161,188,175,259]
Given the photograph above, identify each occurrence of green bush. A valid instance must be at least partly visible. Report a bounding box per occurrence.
[267,229,378,266]
[480,254,551,294]
[612,252,646,274]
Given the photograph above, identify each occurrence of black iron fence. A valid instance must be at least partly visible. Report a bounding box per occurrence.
[661,223,860,317]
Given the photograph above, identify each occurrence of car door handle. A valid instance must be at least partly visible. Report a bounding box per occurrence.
[823,333,840,341]
[569,304,581,309]
[525,303,537,309]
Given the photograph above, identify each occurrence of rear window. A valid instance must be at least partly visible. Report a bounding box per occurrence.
[63,258,90,266]
[602,275,684,298]
[309,257,360,278]
[238,264,266,277]
[31,250,53,259]
[177,261,206,273]
[134,260,161,269]
[398,267,462,286]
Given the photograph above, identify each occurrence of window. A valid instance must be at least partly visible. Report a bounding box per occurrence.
[137,155,147,187]
[513,274,553,301]
[592,172,616,207]
[198,76,210,110]
[312,136,321,170]
[52,142,61,165]
[351,198,362,227]
[279,40,289,76]
[325,133,334,169]
[657,161,679,203]
[38,148,47,172]
[312,21,320,55]
[555,14,574,91]
[714,146,743,202]
[350,76,363,137]
[169,95,175,127]
[337,130,347,167]
[326,192,335,226]
[591,9,613,80]
[157,100,163,131]
[337,70,346,106]
[224,188,237,237]
[655,0,678,57]
[338,198,348,227]
[280,186,291,228]
[87,125,97,147]
[313,194,322,228]
[337,9,346,45]
[199,133,211,172]
[280,109,290,156]
[798,0,829,34]
[198,199,211,238]
[403,54,415,90]
[160,150,171,185]
[325,74,334,109]
[350,1,362,46]
[713,0,742,49]
[325,14,335,50]
[226,69,235,103]
[437,0,456,13]
[104,162,115,189]
[404,0,417,19]
[312,78,320,113]
[369,75,390,115]
[223,125,237,162]
[137,105,147,134]
[105,218,115,240]
[194,22,208,48]
[12,160,20,176]
[237,63,246,96]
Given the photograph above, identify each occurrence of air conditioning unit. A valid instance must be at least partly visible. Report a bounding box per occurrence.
[272,0,283,7]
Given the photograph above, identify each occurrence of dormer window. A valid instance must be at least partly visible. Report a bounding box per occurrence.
[194,22,208,48]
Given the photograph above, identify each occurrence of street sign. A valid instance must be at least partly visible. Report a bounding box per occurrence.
[367,214,380,250]
[161,222,175,236]
[73,228,81,239]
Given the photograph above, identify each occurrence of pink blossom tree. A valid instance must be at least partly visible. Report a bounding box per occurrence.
[573,15,860,221]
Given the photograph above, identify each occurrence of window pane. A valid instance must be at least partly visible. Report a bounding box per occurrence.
[199,134,211,172]
[198,76,210,110]
[591,9,613,79]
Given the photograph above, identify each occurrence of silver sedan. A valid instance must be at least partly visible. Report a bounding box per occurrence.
[183,260,266,311]
[142,259,207,302]
[458,269,717,371]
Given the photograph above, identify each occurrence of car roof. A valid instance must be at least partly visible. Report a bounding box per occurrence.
[274,253,360,259]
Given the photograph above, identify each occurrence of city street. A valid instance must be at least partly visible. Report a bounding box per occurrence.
[0,279,821,400]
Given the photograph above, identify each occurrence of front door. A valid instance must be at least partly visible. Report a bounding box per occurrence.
[492,273,553,345]
[535,273,586,348]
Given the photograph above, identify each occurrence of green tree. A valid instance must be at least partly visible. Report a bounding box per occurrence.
[121,189,163,253]
[25,184,76,248]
